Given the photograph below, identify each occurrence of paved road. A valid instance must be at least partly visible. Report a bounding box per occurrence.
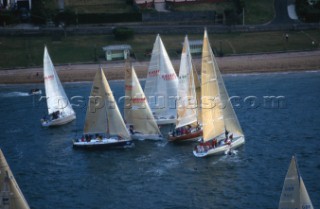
[270,0,300,25]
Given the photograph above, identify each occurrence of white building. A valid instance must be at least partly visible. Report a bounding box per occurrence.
[1,0,31,9]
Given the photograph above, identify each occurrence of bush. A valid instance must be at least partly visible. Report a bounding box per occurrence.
[54,8,76,26]
[0,11,19,25]
[296,0,320,22]
[113,27,134,40]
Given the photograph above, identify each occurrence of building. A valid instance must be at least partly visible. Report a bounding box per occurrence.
[102,45,132,61]
[0,0,31,9]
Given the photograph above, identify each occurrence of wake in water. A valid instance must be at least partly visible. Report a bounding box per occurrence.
[1,92,30,97]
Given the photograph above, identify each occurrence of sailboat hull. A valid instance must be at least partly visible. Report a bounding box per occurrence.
[169,129,203,142]
[155,118,176,125]
[41,113,76,127]
[131,133,164,141]
[193,136,245,157]
[73,138,134,150]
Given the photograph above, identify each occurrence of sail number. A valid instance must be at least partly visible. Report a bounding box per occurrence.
[44,75,54,80]
[148,70,160,77]
[162,73,177,80]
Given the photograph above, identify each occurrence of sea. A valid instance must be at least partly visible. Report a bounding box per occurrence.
[0,71,319,209]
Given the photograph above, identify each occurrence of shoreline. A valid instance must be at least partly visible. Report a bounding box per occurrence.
[0,50,319,84]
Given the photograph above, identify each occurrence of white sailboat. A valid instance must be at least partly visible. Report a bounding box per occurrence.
[144,34,179,125]
[168,36,203,142]
[124,65,164,140]
[278,156,314,209]
[41,46,76,127]
[0,149,30,209]
[73,68,133,149]
[193,30,245,157]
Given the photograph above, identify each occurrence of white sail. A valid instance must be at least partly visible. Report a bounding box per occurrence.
[144,34,178,121]
[193,63,202,125]
[43,46,75,117]
[201,30,225,142]
[125,66,161,135]
[84,68,130,139]
[214,51,243,136]
[83,68,108,134]
[176,36,198,128]
[278,156,314,209]
[0,149,30,209]
[201,29,244,142]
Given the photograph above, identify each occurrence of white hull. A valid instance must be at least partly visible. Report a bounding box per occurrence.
[155,117,176,125]
[131,133,164,141]
[193,136,245,158]
[29,90,42,95]
[41,113,76,127]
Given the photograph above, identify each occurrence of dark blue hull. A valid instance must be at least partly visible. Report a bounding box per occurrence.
[73,140,134,150]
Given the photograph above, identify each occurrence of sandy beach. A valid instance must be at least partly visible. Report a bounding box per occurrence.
[0,50,319,84]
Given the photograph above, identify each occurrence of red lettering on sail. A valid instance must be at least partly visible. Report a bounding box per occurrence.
[132,98,146,103]
[162,73,176,80]
[148,70,160,77]
[125,85,132,90]
[44,75,54,80]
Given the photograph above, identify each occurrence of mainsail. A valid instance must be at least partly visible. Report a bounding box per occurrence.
[124,66,161,135]
[201,30,225,142]
[43,46,75,117]
[84,68,130,139]
[176,36,198,128]
[201,30,243,142]
[144,34,178,119]
[0,149,30,209]
[193,63,202,124]
[278,156,314,209]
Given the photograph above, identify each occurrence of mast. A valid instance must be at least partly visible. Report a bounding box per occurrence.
[278,156,314,209]
[0,149,30,209]
[201,30,225,142]
[144,34,178,119]
[176,36,198,128]
[126,66,161,135]
[43,46,75,116]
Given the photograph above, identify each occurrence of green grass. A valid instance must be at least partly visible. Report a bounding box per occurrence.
[171,2,233,13]
[243,0,274,24]
[0,30,319,69]
[65,0,134,14]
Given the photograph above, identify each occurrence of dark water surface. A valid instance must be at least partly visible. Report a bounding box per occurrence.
[0,71,319,209]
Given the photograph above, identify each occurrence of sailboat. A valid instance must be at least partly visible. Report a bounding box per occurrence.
[41,46,76,127]
[73,68,133,149]
[193,30,245,157]
[144,34,179,125]
[168,36,203,142]
[0,149,30,209]
[124,65,164,140]
[278,156,314,209]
